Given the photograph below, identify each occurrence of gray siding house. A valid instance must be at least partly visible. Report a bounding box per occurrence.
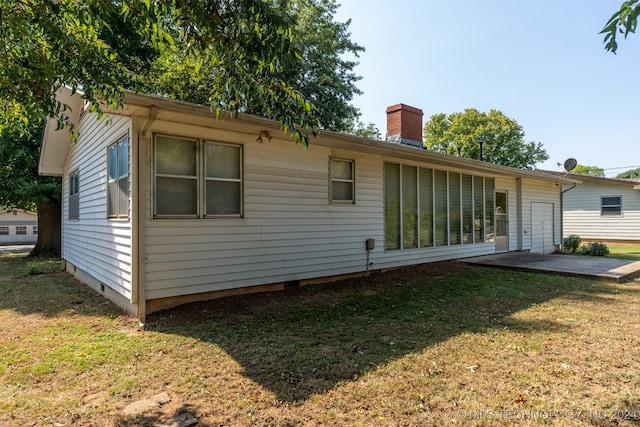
[558,174,640,242]
[39,88,575,322]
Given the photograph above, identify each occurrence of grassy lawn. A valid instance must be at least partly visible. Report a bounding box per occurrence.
[607,244,640,262]
[1,251,640,426]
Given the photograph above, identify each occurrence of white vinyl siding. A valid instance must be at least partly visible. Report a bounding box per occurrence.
[141,123,503,301]
[62,114,133,300]
[563,181,640,241]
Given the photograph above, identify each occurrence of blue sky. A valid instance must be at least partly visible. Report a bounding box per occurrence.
[335,0,640,176]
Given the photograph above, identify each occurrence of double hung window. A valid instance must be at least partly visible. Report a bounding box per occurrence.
[330,158,355,203]
[154,135,242,218]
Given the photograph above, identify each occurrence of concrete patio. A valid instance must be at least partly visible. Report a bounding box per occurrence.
[462,252,640,283]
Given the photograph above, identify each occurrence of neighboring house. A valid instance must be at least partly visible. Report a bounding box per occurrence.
[541,172,640,243]
[39,88,576,322]
[0,209,38,245]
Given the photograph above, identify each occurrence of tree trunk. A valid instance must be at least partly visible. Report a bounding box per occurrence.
[29,200,61,258]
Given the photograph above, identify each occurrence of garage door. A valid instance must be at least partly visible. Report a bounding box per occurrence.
[531,202,554,254]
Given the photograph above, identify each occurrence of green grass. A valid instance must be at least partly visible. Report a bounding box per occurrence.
[1,251,640,426]
[607,244,640,261]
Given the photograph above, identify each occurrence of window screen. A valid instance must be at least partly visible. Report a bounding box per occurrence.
[601,196,621,216]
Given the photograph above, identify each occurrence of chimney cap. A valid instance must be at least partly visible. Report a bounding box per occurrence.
[385,104,423,115]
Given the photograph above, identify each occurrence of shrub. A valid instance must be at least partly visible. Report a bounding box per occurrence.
[580,242,610,257]
[563,235,581,253]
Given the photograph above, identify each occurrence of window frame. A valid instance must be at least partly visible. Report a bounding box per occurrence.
[107,134,130,219]
[601,195,622,216]
[153,134,244,219]
[383,162,494,251]
[68,169,80,220]
[329,157,355,203]
[0,226,8,235]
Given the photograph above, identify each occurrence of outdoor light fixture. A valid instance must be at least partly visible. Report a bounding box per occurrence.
[256,131,272,143]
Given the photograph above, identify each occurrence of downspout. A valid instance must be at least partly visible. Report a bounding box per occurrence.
[134,106,158,326]
[516,178,523,251]
[559,182,577,251]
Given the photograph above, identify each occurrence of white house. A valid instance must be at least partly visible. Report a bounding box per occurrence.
[553,173,640,242]
[39,88,576,322]
[0,209,38,245]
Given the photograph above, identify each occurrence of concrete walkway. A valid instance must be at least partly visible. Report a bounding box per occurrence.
[463,252,640,282]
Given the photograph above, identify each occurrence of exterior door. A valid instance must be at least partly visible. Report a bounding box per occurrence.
[531,202,554,254]
[495,191,509,252]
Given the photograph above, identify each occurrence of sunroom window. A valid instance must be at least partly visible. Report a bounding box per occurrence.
[383,162,494,251]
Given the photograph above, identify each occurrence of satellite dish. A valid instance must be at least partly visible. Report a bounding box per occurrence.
[563,158,577,172]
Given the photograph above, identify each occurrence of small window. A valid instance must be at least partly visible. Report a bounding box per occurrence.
[16,226,26,235]
[330,158,354,202]
[601,196,622,216]
[107,135,130,218]
[33,226,38,235]
[0,226,8,235]
[69,169,80,220]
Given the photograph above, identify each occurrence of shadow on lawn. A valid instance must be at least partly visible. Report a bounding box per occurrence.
[145,262,638,403]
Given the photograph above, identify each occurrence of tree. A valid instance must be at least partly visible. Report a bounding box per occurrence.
[148,0,364,133]
[279,0,364,132]
[0,116,61,257]
[351,122,382,140]
[616,167,640,178]
[572,164,605,177]
[423,109,549,170]
[0,0,320,144]
[601,0,639,53]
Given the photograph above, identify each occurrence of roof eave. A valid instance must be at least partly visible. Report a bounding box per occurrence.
[120,91,578,184]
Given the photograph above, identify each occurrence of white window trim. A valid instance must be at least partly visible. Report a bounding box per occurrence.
[153,134,244,219]
[330,157,355,203]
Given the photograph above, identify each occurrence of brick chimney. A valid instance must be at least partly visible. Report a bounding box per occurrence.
[386,104,424,147]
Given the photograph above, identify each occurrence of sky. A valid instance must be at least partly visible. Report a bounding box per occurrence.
[334,0,640,176]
